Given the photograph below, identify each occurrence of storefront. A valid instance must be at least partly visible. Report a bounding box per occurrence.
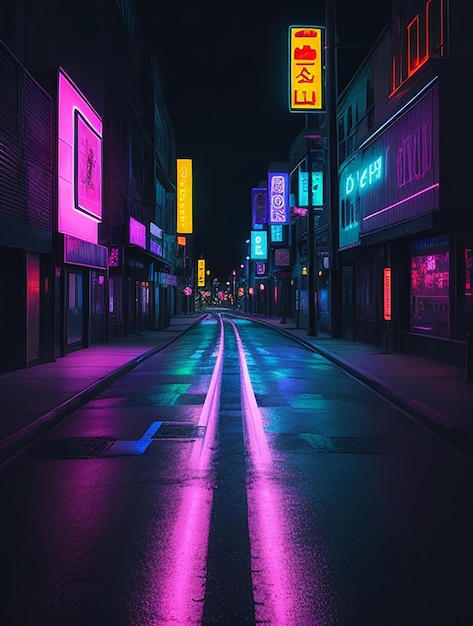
[56,234,107,354]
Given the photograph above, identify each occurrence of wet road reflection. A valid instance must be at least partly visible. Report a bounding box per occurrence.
[1,312,473,624]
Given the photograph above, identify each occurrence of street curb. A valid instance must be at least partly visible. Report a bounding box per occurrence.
[254,318,473,456]
[0,315,207,467]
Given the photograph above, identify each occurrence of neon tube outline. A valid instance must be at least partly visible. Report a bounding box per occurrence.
[362,182,439,221]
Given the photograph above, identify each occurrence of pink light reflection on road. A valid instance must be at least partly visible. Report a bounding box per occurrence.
[231,320,314,625]
[151,315,224,623]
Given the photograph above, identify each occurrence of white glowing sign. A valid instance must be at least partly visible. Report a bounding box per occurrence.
[268,173,289,224]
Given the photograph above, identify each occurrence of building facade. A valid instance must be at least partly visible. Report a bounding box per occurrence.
[0,41,54,373]
[337,0,473,366]
[0,0,179,373]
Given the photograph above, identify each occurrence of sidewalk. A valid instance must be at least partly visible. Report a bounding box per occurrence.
[0,313,206,465]
[1,311,473,466]
[257,315,473,455]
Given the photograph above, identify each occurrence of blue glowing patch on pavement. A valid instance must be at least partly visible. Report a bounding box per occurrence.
[103,421,162,456]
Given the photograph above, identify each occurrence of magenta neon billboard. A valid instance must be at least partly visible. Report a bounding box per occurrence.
[58,69,103,244]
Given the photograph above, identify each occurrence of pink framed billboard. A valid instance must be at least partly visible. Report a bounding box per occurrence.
[58,68,103,244]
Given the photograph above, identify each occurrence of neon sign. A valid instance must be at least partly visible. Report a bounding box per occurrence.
[177,159,192,234]
[75,112,102,220]
[197,259,205,287]
[251,231,268,259]
[298,170,323,206]
[345,156,383,195]
[383,267,392,321]
[288,26,324,112]
[129,216,146,249]
[268,173,289,225]
[58,68,103,244]
[361,85,439,234]
[252,188,267,228]
[397,121,432,187]
[390,0,444,98]
[271,225,283,242]
[362,182,439,221]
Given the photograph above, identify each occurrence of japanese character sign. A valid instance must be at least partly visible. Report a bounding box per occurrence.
[289,26,324,112]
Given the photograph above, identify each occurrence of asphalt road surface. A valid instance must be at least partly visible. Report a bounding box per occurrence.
[1,311,472,625]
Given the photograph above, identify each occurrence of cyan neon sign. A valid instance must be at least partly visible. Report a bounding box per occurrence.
[250,230,268,260]
[345,156,383,196]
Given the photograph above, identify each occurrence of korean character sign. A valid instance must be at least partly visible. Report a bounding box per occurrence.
[288,26,325,112]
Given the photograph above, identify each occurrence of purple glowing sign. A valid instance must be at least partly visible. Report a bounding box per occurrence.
[360,85,439,235]
[58,69,102,244]
[150,239,163,256]
[268,173,290,225]
[129,216,146,249]
[252,188,267,228]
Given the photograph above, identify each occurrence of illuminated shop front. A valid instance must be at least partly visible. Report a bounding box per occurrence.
[338,76,473,363]
[410,236,449,338]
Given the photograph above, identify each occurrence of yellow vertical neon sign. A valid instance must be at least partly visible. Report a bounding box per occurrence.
[177,159,193,234]
[289,26,324,112]
[197,259,206,287]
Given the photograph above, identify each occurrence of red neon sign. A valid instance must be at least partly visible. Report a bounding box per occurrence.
[384,267,392,321]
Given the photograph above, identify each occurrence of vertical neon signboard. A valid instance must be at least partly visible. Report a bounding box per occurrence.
[177,159,193,234]
[289,26,324,112]
[268,173,289,225]
[58,68,103,244]
[252,188,267,228]
[197,259,206,287]
[250,231,267,260]
[298,170,324,206]
[271,225,283,242]
[384,267,392,321]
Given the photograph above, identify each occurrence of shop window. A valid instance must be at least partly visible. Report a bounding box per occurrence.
[410,250,449,337]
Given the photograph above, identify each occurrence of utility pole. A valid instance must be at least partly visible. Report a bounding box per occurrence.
[306,126,318,337]
[325,0,343,337]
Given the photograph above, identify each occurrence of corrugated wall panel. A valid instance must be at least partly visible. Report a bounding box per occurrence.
[22,73,52,230]
[0,42,52,230]
[0,48,19,140]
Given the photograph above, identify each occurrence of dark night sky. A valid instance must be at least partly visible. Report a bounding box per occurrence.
[136,1,392,281]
